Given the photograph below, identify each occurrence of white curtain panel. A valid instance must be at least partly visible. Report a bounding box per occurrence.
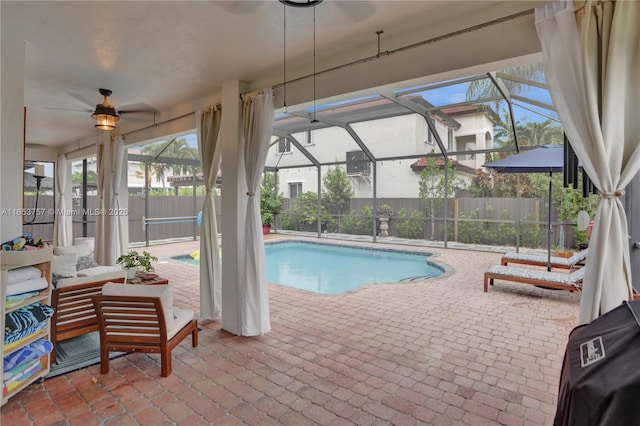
[536,1,640,323]
[53,154,71,246]
[239,88,274,336]
[94,141,108,265]
[108,136,125,265]
[197,105,223,321]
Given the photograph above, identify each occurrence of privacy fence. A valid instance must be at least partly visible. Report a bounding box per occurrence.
[277,197,581,250]
[23,195,578,250]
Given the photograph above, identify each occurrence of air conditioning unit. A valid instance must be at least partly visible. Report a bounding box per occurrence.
[346,150,370,176]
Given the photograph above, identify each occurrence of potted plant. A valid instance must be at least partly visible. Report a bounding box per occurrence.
[116,250,158,279]
[376,204,394,237]
[260,173,283,236]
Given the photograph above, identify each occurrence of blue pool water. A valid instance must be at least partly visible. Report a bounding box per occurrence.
[267,241,442,294]
[174,241,443,294]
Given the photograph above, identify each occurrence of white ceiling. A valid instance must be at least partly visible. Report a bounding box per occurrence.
[2,1,549,150]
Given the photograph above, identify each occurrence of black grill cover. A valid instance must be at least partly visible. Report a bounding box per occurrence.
[555,300,640,425]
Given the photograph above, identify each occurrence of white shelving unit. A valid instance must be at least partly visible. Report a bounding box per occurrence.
[1,246,53,406]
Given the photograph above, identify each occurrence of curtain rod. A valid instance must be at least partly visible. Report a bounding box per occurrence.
[121,111,195,137]
[270,8,535,91]
[122,101,222,137]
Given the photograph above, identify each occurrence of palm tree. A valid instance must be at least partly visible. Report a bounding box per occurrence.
[517,119,563,146]
[135,137,201,194]
[466,64,545,102]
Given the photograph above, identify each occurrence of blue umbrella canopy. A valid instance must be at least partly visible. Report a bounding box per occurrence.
[484,144,564,271]
[483,144,563,173]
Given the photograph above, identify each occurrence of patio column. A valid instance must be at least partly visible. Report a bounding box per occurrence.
[1,31,25,241]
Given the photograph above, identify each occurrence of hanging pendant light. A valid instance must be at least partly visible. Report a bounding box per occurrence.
[279,0,323,119]
[91,88,120,131]
[283,2,288,114]
[310,3,318,124]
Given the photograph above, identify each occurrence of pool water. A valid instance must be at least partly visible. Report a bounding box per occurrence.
[174,241,443,294]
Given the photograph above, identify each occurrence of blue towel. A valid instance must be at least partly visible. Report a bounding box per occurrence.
[4,322,48,345]
[3,338,53,373]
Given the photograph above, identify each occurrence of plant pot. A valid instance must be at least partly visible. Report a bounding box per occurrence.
[379,217,389,237]
[124,267,137,279]
[262,224,271,236]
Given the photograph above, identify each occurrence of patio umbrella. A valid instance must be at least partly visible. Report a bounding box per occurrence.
[484,144,563,271]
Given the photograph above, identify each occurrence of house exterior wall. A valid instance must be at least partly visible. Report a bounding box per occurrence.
[451,112,495,169]
[268,111,493,199]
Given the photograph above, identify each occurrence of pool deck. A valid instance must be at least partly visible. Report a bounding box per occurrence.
[2,234,580,425]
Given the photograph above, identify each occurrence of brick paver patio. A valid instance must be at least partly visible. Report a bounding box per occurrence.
[1,235,580,425]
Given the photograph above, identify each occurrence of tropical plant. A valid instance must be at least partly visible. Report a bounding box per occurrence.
[260,172,283,226]
[116,250,158,273]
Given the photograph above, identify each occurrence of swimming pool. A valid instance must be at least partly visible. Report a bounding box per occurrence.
[175,241,443,294]
[266,241,442,294]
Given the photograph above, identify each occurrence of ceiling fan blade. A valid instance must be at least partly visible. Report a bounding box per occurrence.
[67,92,96,108]
[335,1,375,22]
[117,103,159,115]
[42,106,93,113]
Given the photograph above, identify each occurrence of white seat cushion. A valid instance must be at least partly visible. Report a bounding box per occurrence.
[169,308,195,340]
[57,270,127,288]
[77,265,119,277]
[102,282,174,330]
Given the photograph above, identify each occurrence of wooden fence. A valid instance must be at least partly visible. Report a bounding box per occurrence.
[23,195,577,250]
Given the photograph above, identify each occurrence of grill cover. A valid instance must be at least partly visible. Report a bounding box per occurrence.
[555,300,640,425]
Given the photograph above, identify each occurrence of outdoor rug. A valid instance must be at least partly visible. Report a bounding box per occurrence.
[46,332,126,379]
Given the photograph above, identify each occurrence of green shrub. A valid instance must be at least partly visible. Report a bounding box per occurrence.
[341,205,373,235]
[396,208,424,239]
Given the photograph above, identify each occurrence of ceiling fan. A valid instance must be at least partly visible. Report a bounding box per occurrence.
[45,88,158,130]
[217,0,376,23]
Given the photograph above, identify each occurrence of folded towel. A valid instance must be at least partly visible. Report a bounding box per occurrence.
[5,301,55,334]
[7,277,48,297]
[4,322,48,348]
[3,358,42,395]
[3,338,52,375]
[5,291,40,308]
[6,266,41,284]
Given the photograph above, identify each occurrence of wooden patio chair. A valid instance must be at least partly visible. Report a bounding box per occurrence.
[484,264,586,293]
[91,283,198,377]
[51,275,126,362]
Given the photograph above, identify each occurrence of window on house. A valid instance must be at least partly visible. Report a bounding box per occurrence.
[278,138,291,154]
[289,182,302,199]
[426,128,433,145]
[447,129,454,151]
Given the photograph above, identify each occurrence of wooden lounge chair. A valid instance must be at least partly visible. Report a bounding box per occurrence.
[501,249,587,270]
[484,264,586,293]
[92,283,198,377]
